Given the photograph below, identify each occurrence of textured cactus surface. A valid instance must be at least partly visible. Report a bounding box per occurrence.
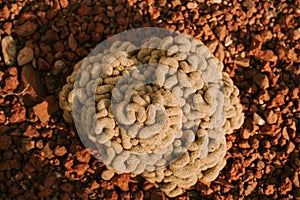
[59,33,244,197]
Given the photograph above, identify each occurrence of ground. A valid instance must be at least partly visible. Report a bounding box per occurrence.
[0,0,299,199]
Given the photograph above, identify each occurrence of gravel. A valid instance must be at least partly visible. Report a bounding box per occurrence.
[0,0,299,199]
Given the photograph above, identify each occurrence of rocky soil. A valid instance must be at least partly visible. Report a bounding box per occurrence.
[0,0,299,199]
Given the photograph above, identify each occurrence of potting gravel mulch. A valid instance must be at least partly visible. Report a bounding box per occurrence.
[0,0,299,199]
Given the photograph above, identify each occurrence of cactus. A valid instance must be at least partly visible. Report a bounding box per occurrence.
[58,33,244,198]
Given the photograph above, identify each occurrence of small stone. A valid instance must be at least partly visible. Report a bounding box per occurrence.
[292,28,300,41]
[9,103,26,123]
[37,58,51,70]
[257,160,265,170]
[250,35,263,51]
[261,139,271,148]
[291,88,299,100]
[279,177,293,194]
[52,60,65,75]
[238,140,250,148]
[255,49,278,62]
[268,91,287,108]
[36,140,43,149]
[1,36,17,66]
[95,23,105,33]
[262,149,276,160]
[215,44,225,61]
[17,47,34,66]
[90,180,100,190]
[157,0,167,6]
[215,25,226,41]
[4,67,19,92]
[252,73,269,89]
[78,5,92,16]
[234,57,250,67]
[15,21,37,37]
[171,0,181,7]
[0,113,5,124]
[101,169,115,180]
[73,163,89,176]
[224,36,233,46]
[42,30,59,42]
[60,0,69,8]
[3,22,12,35]
[33,101,51,124]
[253,113,266,125]
[260,30,273,43]
[212,0,222,3]
[292,172,300,188]
[20,11,37,21]
[143,183,154,191]
[68,33,78,51]
[286,141,295,154]
[245,181,257,196]
[54,146,67,156]
[260,125,276,136]
[54,60,65,70]
[0,71,4,82]
[24,125,40,138]
[264,184,275,195]
[1,5,10,20]
[75,148,91,163]
[187,2,198,9]
[265,110,278,124]
[282,126,290,140]
[113,174,130,191]
[240,129,252,139]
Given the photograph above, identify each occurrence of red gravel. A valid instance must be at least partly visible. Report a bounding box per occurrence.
[0,0,299,199]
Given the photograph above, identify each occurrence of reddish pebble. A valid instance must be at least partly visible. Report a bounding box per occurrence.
[73,163,89,176]
[54,146,67,156]
[68,33,78,51]
[15,21,37,37]
[113,174,130,191]
[3,22,12,35]
[24,125,40,138]
[37,58,51,71]
[60,0,69,8]
[75,148,91,163]
[78,5,92,16]
[17,46,34,66]
[33,101,51,124]
[95,23,105,33]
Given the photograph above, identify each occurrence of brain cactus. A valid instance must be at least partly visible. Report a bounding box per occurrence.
[59,28,244,197]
